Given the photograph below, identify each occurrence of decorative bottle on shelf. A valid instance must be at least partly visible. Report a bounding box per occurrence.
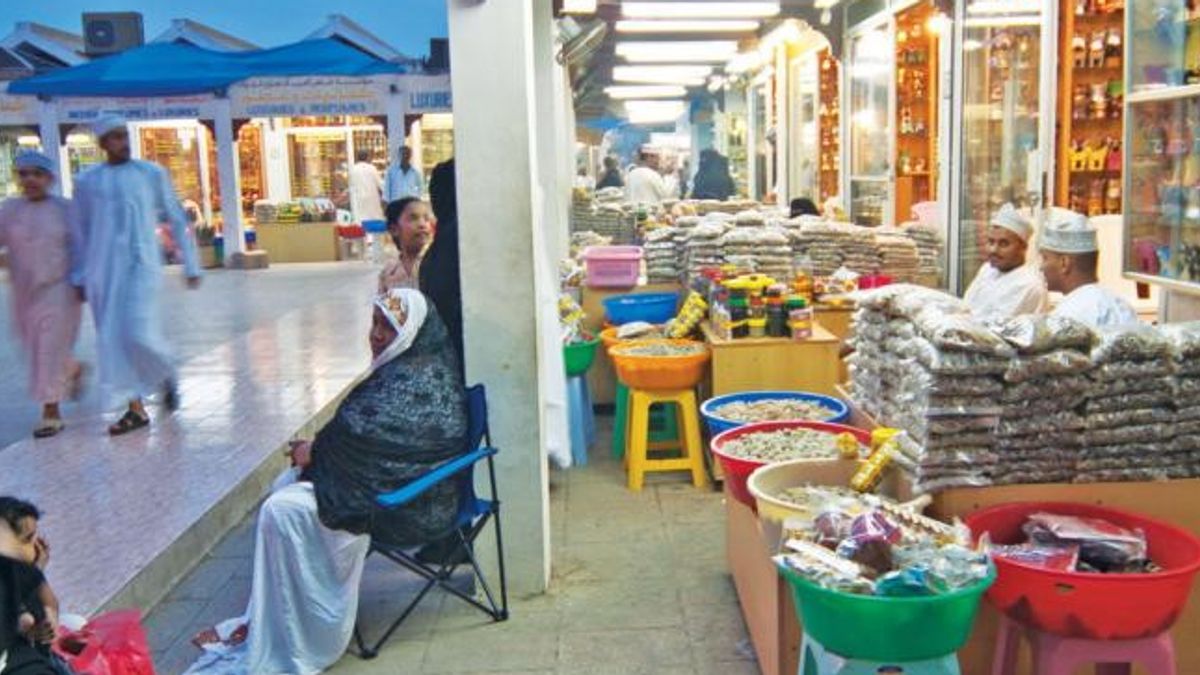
[1072,33,1087,68]
[1087,179,1105,216]
[1104,29,1122,69]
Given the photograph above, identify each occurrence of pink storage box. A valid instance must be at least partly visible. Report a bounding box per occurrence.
[583,246,643,288]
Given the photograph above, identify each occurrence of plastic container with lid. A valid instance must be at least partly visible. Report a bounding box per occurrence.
[766,288,788,338]
[729,297,749,339]
[583,246,643,288]
[787,297,814,341]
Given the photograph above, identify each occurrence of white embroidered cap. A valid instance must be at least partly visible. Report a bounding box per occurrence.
[1039,207,1097,254]
[990,203,1033,242]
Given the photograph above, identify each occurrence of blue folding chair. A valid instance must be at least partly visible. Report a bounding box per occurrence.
[354,384,509,659]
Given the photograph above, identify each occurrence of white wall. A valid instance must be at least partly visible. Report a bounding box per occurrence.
[446,0,557,594]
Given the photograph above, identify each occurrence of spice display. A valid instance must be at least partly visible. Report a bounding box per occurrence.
[710,398,838,423]
[987,512,1159,574]
[774,490,987,596]
[721,427,864,462]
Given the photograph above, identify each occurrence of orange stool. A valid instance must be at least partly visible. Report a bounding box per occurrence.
[625,387,708,491]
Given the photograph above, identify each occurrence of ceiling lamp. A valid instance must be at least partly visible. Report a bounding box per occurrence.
[604,84,688,99]
[624,99,686,125]
[621,2,780,19]
[612,64,713,85]
[615,19,760,33]
[615,40,739,63]
[561,0,597,13]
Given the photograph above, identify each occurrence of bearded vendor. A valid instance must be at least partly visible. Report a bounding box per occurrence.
[962,203,1047,320]
[1039,207,1138,328]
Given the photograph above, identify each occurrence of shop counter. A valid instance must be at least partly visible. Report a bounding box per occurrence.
[701,323,841,398]
[813,306,853,341]
[580,282,682,406]
[253,222,340,263]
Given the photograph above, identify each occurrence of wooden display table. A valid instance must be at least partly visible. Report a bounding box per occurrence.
[702,322,841,397]
[813,305,853,341]
[253,222,339,263]
[580,282,682,406]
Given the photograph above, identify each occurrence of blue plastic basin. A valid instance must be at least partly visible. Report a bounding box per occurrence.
[700,390,850,437]
[602,292,679,326]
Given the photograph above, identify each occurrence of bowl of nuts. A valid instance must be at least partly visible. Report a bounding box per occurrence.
[711,421,871,509]
[609,339,710,390]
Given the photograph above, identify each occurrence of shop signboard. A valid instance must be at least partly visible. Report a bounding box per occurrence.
[0,92,38,126]
[405,75,453,113]
[56,94,218,125]
[231,76,391,117]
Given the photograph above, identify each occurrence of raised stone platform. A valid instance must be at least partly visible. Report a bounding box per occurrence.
[0,267,373,617]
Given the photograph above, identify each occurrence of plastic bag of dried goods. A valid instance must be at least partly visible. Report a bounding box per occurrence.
[925,432,995,450]
[1076,454,1162,472]
[901,338,1011,375]
[1093,361,1173,382]
[913,473,993,493]
[916,372,1004,396]
[912,309,1015,357]
[1160,321,1200,361]
[989,314,1096,354]
[1086,390,1174,414]
[1091,325,1173,363]
[919,449,999,467]
[1073,467,1170,484]
[1175,420,1200,436]
[1078,442,1162,459]
[995,433,1084,450]
[1101,377,1173,397]
[992,470,1075,486]
[1000,376,1092,403]
[1024,512,1149,571]
[1178,405,1200,421]
[1086,407,1172,429]
[996,411,1086,437]
[989,543,1081,571]
[1002,397,1088,418]
[889,286,969,319]
[1083,423,1171,447]
[1004,350,1092,383]
[1177,378,1200,399]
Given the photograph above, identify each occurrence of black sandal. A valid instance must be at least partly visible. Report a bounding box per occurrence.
[108,410,150,436]
[163,379,180,412]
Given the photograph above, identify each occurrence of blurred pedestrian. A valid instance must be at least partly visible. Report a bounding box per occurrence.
[0,151,83,439]
[626,149,668,206]
[691,149,735,201]
[70,115,201,436]
[384,146,423,201]
[596,156,623,190]
[347,149,384,225]
[421,158,464,377]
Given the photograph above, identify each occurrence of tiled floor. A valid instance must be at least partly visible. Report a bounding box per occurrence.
[0,263,379,616]
[145,418,757,674]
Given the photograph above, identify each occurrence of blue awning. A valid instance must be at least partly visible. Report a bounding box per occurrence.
[7,38,404,97]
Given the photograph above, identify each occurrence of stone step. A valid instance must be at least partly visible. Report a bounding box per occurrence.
[0,300,370,617]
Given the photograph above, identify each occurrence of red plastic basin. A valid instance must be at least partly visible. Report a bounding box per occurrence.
[710,420,871,510]
[965,502,1200,639]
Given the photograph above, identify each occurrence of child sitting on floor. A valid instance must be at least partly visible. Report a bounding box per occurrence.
[0,497,59,675]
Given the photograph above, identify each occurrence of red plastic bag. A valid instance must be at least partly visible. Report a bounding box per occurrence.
[53,609,156,675]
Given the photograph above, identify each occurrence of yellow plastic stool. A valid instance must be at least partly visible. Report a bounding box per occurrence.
[626,387,708,491]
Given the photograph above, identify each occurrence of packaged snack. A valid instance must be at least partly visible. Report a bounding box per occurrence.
[989,543,1081,571]
[1023,512,1149,572]
[990,314,1096,354]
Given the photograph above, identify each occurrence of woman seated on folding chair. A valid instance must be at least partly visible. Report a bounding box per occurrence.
[187,288,467,675]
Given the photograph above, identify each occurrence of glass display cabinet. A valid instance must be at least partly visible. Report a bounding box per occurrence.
[952,0,1055,291]
[1123,0,1200,289]
[847,21,894,227]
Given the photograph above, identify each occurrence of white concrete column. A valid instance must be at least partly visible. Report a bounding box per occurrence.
[37,100,67,196]
[386,90,408,167]
[447,0,555,594]
[213,98,245,261]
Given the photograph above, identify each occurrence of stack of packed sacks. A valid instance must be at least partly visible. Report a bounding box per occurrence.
[1163,322,1200,477]
[721,226,793,279]
[988,315,1095,485]
[848,285,1010,493]
[875,228,921,281]
[644,227,680,283]
[903,221,943,278]
[1078,326,1177,482]
[685,219,728,279]
[689,199,757,215]
[842,226,882,274]
[793,220,851,275]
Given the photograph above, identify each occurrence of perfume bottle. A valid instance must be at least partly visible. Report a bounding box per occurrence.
[1087,178,1105,216]
[1073,33,1087,68]
[1104,29,1122,69]
[1105,178,1122,214]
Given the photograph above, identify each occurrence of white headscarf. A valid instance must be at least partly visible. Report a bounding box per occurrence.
[371,288,429,371]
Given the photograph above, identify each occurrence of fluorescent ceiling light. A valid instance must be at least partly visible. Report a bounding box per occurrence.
[604,84,688,99]
[615,19,760,33]
[616,40,739,63]
[726,50,765,74]
[561,0,597,13]
[625,99,685,112]
[622,2,780,19]
[625,100,686,125]
[964,16,1040,27]
[612,65,713,85]
[967,0,1040,15]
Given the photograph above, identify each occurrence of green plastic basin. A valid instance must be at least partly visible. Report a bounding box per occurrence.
[564,338,600,377]
[779,562,995,662]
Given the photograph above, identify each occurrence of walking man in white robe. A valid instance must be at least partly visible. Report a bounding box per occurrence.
[962,203,1047,320]
[70,115,202,435]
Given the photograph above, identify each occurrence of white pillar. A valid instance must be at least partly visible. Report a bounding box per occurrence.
[37,101,67,196]
[386,89,407,167]
[213,98,245,261]
[447,0,555,594]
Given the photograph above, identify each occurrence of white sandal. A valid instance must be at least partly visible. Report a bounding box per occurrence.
[33,418,64,439]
